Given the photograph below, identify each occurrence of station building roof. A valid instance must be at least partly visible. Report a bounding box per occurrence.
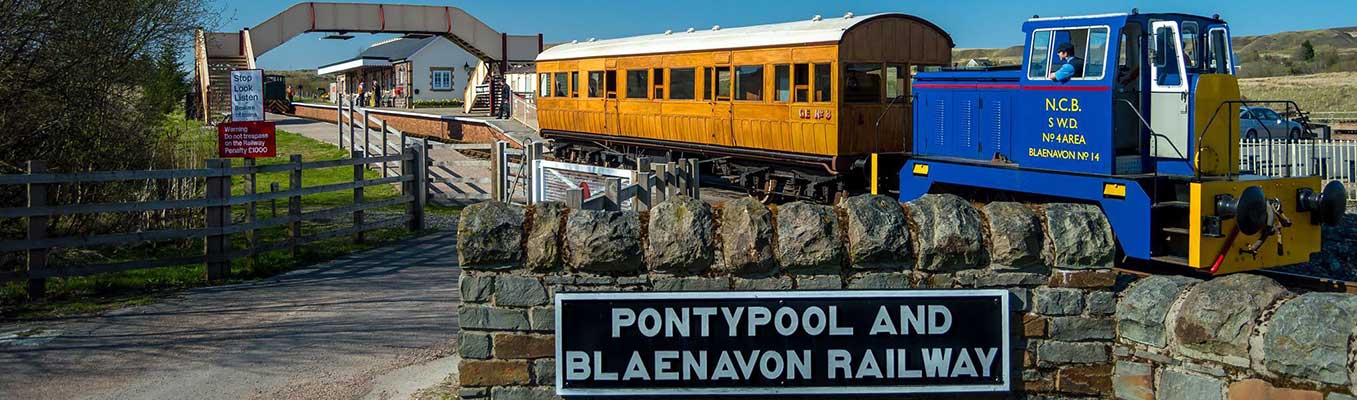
[318,36,440,75]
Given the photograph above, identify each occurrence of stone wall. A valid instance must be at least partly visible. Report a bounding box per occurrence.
[455,194,1123,399]
[1114,274,1357,400]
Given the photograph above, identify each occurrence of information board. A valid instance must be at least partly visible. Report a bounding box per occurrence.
[556,290,1011,396]
[217,121,276,158]
[230,69,264,122]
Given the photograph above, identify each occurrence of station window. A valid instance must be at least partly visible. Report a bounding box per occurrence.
[885,64,909,101]
[554,72,568,97]
[845,63,882,103]
[715,67,732,100]
[793,64,809,102]
[670,68,696,100]
[587,71,603,97]
[652,68,665,99]
[813,63,831,102]
[774,65,791,102]
[538,73,550,97]
[625,69,648,99]
[734,65,762,101]
[606,70,617,98]
[570,72,580,97]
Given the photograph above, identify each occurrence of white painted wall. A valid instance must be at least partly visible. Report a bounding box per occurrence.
[408,37,481,102]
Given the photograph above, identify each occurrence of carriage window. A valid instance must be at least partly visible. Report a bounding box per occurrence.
[570,72,579,97]
[554,72,568,97]
[587,71,603,97]
[670,68,695,100]
[774,65,791,102]
[885,64,909,100]
[653,68,665,99]
[793,64,809,102]
[1028,30,1052,79]
[845,63,882,103]
[734,65,763,101]
[538,73,550,97]
[716,67,732,100]
[703,67,713,100]
[625,69,648,99]
[606,70,617,98]
[813,63,831,102]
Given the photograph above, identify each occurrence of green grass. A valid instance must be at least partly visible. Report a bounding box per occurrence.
[0,119,455,320]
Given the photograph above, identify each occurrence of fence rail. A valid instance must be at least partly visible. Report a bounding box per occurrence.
[1240,138,1357,202]
[1,146,430,299]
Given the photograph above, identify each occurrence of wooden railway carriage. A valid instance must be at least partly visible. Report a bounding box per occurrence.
[534,13,953,201]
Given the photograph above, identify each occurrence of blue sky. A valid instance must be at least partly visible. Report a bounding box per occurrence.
[206,0,1357,71]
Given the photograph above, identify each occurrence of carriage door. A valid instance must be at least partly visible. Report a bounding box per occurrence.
[603,68,619,136]
[1148,21,1190,159]
[709,64,735,146]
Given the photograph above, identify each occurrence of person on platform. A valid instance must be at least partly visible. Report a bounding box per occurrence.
[356,81,365,107]
[372,80,382,108]
[1048,42,1084,82]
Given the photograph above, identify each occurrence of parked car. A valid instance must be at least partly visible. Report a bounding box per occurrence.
[1240,106,1307,139]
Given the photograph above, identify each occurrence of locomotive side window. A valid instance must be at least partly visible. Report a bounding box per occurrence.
[554,72,568,97]
[1153,25,1184,87]
[653,68,665,99]
[845,63,882,103]
[1181,22,1200,69]
[813,63,831,102]
[587,71,603,97]
[1028,27,1109,80]
[570,72,579,97]
[734,65,762,101]
[670,68,696,100]
[1206,28,1233,74]
[793,64,809,102]
[774,65,791,102]
[1027,31,1052,79]
[625,69,648,99]
[539,73,551,97]
[1085,29,1109,79]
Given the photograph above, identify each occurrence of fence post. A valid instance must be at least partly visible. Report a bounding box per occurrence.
[665,161,678,198]
[348,102,357,153]
[566,188,583,209]
[652,163,668,204]
[270,182,280,218]
[26,161,48,300]
[362,110,371,169]
[491,141,507,202]
[605,177,621,211]
[353,150,366,244]
[204,159,232,282]
[635,158,652,211]
[381,119,389,178]
[289,155,302,257]
[244,158,257,273]
[337,99,344,149]
[687,158,700,200]
[402,143,427,231]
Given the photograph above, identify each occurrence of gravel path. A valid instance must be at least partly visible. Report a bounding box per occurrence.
[0,230,461,400]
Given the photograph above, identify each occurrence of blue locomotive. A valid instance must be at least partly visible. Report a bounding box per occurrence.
[898,11,1346,274]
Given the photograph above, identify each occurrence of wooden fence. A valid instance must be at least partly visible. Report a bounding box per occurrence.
[0,146,429,299]
[563,157,700,211]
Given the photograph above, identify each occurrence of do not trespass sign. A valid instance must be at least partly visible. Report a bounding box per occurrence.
[217,121,276,158]
[555,290,1012,396]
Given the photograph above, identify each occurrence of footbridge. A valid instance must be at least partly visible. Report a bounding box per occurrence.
[193,2,541,121]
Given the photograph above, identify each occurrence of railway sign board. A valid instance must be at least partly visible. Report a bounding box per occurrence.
[230,69,264,122]
[217,121,276,158]
[555,290,1011,396]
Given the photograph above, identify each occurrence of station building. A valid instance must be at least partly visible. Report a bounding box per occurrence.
[318,35,481,107]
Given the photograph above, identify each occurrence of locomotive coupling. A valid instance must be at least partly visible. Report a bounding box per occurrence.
[1216,186,1272,235]
[1297,180,1347,227]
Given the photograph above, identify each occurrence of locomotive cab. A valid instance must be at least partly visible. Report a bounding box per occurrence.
[900,11,1346,274]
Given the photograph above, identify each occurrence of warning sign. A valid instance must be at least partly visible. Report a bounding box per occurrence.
[217,121,276,158]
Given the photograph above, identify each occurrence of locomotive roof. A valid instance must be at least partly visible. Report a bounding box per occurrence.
[536,13,953,62]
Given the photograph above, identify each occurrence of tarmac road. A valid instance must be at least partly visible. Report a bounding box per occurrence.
[0,230,461,400]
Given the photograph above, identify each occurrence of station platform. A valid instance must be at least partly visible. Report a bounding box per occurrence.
[291,103,543,147]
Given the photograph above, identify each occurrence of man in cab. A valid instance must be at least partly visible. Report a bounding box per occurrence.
[1048,42,1084,82]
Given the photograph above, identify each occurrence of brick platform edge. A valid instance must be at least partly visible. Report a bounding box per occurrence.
[455,194,1357,400]
[292,103,514,145]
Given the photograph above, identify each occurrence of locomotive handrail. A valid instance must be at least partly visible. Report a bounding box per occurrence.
[1115,99,1196,176]
[1194,99,1312,181]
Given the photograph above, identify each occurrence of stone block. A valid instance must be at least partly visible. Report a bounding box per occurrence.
[565,209,642,274]
[1113,361,1154,400]
[494,275,549,307]
[493,333,554,359]
[1227,379,1323,400]
[529,307,554,332]
[1057,364,1112,395]
[1159,369,1224,400]
[1034,340,1108,366]
[1044,203,1115,269]
[458,202,524,268]
[732,276,793,291]
[459,387,488,399]
[1009,287,1032,312]
[1174,274,1289,367]
[973,271,1049,287]
[647,195,715,274]
[982,202,1046,269]
[525,202,566,272]
[906,194,986,271]
[795,275,842,290]
[1033,287,1085,316]
[1048,316,1115,341]
[490,386,558,400]
[532,359,556,386]
[1023,314,1048,338]
[459,304,530,331]
[1049,269,1118,288]
[653,276,729,292]
[842,194,911,268]
[847,272,911,289]
[1116,275,1200,348]
[774,201,843,274]
[1086,291,1116,316]
[1262,293,1357,386]
[459,360,529,386]
[616,276,648,286]
[1328,394,1357,400]
[718,196,775,274]
[459,332,491,359]
[459,272,493,303]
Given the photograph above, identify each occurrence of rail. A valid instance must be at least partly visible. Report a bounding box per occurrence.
[1,147,430,300]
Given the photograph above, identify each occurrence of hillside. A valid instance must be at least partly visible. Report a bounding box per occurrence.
[1234,26,1357,58]
[1239,72,1357,117]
